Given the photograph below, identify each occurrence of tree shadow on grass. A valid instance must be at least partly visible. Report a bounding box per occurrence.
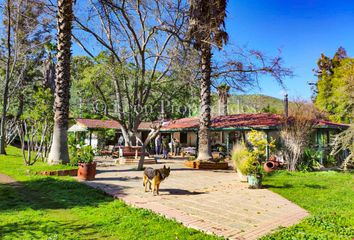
[304,184,327,189]
[0,219,108,239]
[263,183,294,189]
[0,177,124,211]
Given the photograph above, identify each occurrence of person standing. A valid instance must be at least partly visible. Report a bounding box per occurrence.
[155,134,161,155]
[169,138,173,155]
[118,135,124,146]
[173,138,180,156]
[162,136,169,159]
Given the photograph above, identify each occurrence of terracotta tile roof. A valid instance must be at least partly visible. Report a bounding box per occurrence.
[162,117,199,130]
[75,119,152,130]
[212,113,283,129]
[314,119,349,129]
[76,119,121,129]
[137,122,154,130]
[161,113,348,131]
[75,115,348,132]
[162,113,284,130]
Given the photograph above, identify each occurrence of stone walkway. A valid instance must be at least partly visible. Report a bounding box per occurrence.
[0,173,20,186]
[82,161,309,240]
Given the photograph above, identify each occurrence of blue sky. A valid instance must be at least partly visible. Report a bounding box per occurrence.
[1,0,352,100]
[224,0,354,99]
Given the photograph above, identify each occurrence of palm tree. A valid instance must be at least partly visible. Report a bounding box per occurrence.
[217,84,230,116]
[48,0,73,164]
[188,0,228,160]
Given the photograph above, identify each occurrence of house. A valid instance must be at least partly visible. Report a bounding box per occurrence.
[69,113,348,161]
[68,118,152,148]
[160,113,348,161]
[69,84,348,161]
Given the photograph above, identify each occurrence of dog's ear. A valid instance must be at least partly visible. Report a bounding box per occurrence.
[168,166,170,170]
[163,165,166,169]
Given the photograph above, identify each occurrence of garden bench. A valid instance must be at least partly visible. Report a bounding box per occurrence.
[98,145,115,157]
[113,146,144,158]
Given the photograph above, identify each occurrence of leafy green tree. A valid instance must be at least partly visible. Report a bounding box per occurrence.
[329,58,354,123]
[0,0,51,154]
[18,88,54,165]
[261,104,278,114]
[314,47,353,123]
[70,56,97,118]
[70,52,200,121]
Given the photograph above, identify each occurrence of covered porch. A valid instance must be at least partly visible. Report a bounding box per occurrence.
[160,113,349,160]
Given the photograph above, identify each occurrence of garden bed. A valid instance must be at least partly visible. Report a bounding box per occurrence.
[37,169,78,176]
[184,160,229,170]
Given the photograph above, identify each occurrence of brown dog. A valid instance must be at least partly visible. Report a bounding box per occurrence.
[143,165,170,195]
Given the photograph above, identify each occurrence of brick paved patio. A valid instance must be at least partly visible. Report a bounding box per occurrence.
[81,160,308,240]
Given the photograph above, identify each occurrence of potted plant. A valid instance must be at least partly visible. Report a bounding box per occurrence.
[77,145,96,180]
[232,145,262,187]
[244,156,263,189]
[232,130,276,188]
[247,130,276,188]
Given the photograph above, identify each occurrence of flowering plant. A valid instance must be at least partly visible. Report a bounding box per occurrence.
[233,130,276,175]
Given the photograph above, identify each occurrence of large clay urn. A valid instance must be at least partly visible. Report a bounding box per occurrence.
[78,162,97,180]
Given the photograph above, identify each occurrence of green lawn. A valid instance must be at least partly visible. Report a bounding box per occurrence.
[1,147,353,239]
[0,146,219,240]
[261,171,354,240]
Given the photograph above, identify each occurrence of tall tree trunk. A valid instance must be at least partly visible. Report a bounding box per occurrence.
[0,0,12,155]
[197,44,212,160]
[48,0,73,164]
[137,127,160,170]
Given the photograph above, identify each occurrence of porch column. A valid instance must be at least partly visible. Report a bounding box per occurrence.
[317,130,323,165]
[170,132,174,154]
[225,131,230,155]
[196,131,199,155]
[89,130,92,146]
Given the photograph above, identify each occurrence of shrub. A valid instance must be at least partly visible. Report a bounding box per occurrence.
[247,130,276,162]
[77,145,94,163]
[331,125,353,170]
[231,144,257,175]
[68,135,94,165]
[97,129,116,149]
[280,101,322,171]
[232,130,276,175]
[297,147,321,171]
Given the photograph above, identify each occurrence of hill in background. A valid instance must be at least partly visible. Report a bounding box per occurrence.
[211,94,286,116]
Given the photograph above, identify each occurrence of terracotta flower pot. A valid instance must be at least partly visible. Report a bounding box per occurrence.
[263,160,280,172]
[78,162,97,180]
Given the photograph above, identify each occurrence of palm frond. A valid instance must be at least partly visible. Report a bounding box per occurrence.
[187,0,228,49]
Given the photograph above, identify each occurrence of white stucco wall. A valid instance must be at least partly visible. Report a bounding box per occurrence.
[84,132,98,149]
